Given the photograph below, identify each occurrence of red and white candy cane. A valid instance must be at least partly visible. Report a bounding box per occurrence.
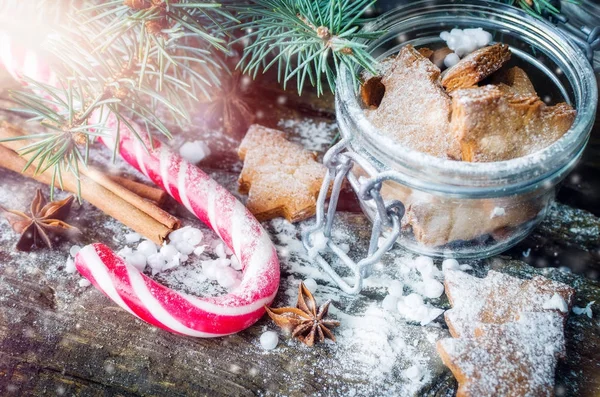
[1,33,281,337]
[0,32,59,87]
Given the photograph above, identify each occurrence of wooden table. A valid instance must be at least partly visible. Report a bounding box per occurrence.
[0,72,598,396]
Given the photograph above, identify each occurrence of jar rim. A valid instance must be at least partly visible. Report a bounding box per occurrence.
[336,0,598,192]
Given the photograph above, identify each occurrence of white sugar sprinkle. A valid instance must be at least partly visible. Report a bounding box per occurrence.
[137,240,158,257]
[442,259,460,272]
[124,232,141,244]
[573,301,594,318]
[443,52,460,68]
[78,279,91,288]
[69,245,81,257]
[65,257,77,274]
[388,280,404,297]
[179,140,211,164]
[490,207,506,219]
[303,278,318,293]
[260,331,279,350]
[382,294,399,311]
[542,293,569,313]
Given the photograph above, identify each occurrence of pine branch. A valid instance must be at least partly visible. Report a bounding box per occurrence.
[235,0,382,96]
[78,0,237,82]
[1,0,236,198]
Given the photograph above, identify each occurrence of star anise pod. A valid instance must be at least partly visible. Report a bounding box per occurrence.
[265,282,340,347]
[0,189,80,251]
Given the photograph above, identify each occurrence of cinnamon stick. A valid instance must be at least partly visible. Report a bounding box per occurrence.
[81,168,179,230]
[0,121,180,231]
[0,145,172,245]
[107,174,167,205]
[0,123,176,245]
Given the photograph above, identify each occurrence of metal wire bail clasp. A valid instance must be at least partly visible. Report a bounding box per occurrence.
[301,139,405,295]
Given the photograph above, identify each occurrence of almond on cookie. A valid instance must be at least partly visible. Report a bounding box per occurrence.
[441,43,511,91]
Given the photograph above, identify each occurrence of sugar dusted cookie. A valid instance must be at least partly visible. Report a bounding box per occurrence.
[238,124,327,223]
[438,312,565,397]
[474,311,566,358]
[443,270,575,338]
[450,85,576,162]
[365,44,460,159]
[442,269,488,337]
[441,43,511,92]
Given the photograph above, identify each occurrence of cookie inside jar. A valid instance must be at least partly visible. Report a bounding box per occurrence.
[356,28,577,251]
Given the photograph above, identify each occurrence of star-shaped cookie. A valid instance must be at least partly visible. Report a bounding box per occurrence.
[438,312,565,397]
[438,271,574,397]
[443,270,574,338]
[238,124,327,223]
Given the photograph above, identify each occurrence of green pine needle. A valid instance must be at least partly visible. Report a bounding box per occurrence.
[235,0,383,96]
[0,0,236,198]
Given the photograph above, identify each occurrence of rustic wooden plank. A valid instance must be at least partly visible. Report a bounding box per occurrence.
[1,166,599,396]
[506,202,600,281]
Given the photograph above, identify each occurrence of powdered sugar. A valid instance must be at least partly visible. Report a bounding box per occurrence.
[265,216,452,395]
[278,118,337,153]
[179,140,211,164]
[542,293,569,313]
[438,311,566,396]
[573,301,594,319]
[260,331,279,350]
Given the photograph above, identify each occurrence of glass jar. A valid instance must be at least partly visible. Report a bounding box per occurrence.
[335,0,598,259]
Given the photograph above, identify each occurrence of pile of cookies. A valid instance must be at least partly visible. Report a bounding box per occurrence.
[437,270,575,396]
[362,42,576,162]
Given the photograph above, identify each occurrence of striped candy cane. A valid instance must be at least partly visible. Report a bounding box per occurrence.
[1,33,281,337]
[0,31,59,87]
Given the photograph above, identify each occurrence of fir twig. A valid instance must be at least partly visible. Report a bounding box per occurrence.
[1,0,236,198]
[234,0,382,96]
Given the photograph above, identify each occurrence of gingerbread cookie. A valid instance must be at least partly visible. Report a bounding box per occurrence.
[417,47,434,59]
[238,124,327,223]
[365,44,459,159]
[404,197,539,247]
[438,271,573,396]
[441,43,511,92]
[450,85,576,162]
[438,311,565,397]
[443,270,575,338]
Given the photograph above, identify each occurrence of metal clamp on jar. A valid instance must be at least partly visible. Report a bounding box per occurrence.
[302,0,599,295]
